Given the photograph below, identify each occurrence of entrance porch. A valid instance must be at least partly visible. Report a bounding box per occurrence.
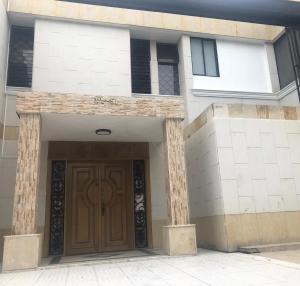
[2,92,197,271]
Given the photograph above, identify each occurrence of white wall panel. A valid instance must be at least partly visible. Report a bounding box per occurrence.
[33,19,131,97]
[186,117,300,217]
[193,40,272,93]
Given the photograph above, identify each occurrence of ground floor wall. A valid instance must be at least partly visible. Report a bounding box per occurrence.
[192,212,300,252]
[149,142,168,249]
[0,140,48,259]
[186,103,300,252]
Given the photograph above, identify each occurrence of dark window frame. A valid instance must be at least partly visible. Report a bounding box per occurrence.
[191,37,220,77]
[274,32,296,89]
[131,39,151,94]
[7,26,34,88]
[157,43,180,96]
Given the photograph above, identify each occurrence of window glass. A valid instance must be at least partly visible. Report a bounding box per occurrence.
[158,64,180,95]
[191,38,205,75]
[191,38,219,77]
[203,40,218,77]
[157,43,180,95]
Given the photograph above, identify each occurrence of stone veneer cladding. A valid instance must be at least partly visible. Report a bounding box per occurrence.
[12,114,41,235]
[164,119,189,225]
[16,92,185,119]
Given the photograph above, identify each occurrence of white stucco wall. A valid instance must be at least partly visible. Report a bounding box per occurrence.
[0,158,16,230]
[0,0,9,123]
[149,142,167,248]
[149,142,167,221]
[186,116,300,218]
[193,39,273,93]
[33,19,131,96]
[186,120,224,219]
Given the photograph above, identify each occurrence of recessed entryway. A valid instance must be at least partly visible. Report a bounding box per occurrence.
[46,142,151,258]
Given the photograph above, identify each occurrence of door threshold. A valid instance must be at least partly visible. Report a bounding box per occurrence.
[41,249,164,268]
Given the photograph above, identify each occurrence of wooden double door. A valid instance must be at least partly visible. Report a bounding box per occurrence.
[66,161,133,255]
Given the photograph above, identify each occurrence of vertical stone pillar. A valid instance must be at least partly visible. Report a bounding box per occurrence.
[150,40,160,95]
[3,113,43,271]
[163,118,197,256]
[178,36,194,123]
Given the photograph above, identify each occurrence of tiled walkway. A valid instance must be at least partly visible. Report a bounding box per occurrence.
[1,249,300,286]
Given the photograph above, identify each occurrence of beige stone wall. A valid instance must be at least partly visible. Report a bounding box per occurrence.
[193,212,300,252]
[8,0,283,41]
[186,103,300,252]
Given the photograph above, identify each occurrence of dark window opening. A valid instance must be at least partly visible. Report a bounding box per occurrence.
[7,26,34,88]
[191,38,219,77]
[131,39,151,94]
[274,32,298,89]
[157,43,180,95]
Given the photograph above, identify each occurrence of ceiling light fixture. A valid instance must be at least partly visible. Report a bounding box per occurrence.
[95,129,112,136]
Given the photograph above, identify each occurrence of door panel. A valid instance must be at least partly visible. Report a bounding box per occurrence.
[66,161,132,255]
[101,163,130,251]
[67,164,100,255]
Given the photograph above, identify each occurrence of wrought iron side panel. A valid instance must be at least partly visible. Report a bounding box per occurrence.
[49,161,66,255]
[133,160,148,248]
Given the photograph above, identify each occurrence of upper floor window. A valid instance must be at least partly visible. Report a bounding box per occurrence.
[7,26,34,88]
[157,43,180,95]
[274,33,295,89]
[131,39,151,94]
[191,38,219,77]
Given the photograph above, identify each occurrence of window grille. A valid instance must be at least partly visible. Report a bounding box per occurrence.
[7,26,34,88]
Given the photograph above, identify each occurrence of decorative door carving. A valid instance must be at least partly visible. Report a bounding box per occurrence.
[66,161,132,255]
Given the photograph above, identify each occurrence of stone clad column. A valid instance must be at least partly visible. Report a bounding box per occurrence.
[3,113,43,271]
[150,40,159,95]
[163,118,197,255]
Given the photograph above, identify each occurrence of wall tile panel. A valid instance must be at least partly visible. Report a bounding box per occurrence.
[33,19,131,97]
[186,108,300,217]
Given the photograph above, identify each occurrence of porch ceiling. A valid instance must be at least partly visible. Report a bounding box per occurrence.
[41,113,164,142]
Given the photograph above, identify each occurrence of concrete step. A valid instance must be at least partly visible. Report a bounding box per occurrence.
[240,242,300,254]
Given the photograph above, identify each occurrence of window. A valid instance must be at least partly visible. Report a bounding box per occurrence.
[131,39,151,94]
[191,38,219,77]
[7,26,34,88]
[274,33,296,89]
[157,43,180,95]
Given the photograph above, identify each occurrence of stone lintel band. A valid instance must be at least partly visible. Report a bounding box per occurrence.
[8,0,283,41]
[16,92,185,119]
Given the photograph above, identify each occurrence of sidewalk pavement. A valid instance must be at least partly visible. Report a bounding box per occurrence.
[1,249,300,286]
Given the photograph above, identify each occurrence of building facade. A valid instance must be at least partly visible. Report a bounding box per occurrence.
[0,0,300,271]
